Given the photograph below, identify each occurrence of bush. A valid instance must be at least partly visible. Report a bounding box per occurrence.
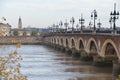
[23,31,27,36]
[31,30,38,36]
[13,30,19,36]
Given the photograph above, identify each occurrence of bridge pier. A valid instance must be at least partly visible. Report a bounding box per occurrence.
[48,42,52,46]
[71,49,80,58]
[92,55,112,67]
[54,44,60,50]
[59,46,66,52]
[44,42,51,47]
[80,51,93,61]
[112,60,120,80]
[52,44,57,49]
[50,43,54,48]
[65,47,72,55]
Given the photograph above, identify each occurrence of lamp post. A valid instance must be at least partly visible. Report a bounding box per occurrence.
[79,14,85,32]
[70,17,75,33]
[109,17,112,29]
[50,25,53,33]
[48,26,52,33]
[89,21,92,29]
[76,24,79,31]
[56,24,59,33]
[52,24,55,33]
[110,3,119,34]
[97,19,102,30]
[64,19,69,33]
[91,9,97,32]
[59,21,63,33]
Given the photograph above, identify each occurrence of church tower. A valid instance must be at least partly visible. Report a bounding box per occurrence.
[18,16,22,29]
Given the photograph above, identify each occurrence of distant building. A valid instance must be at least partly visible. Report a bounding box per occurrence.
[18,16,22,29]
[0,23,11,36]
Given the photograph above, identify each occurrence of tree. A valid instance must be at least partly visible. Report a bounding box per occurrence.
[13,30,19,36]
[0,45,27,80]
[23,31,27,36]
[31,30,38,36]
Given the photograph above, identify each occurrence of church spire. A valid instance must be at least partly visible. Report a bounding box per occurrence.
[18,16,22,29]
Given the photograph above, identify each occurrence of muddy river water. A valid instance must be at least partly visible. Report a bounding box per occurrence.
[0,45,112,80]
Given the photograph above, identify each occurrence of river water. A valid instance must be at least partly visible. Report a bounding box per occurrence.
[0,45,112,80]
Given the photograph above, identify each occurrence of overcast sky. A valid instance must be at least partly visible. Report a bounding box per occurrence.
[0,0,120,28]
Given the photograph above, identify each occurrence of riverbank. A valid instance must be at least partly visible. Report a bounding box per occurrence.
[0,36,43,44]
[0,42,43,45]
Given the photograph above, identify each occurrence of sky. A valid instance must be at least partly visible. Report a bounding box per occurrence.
[0,0,120,28]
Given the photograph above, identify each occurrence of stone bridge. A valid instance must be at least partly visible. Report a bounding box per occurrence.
[43,33,120,79]
[44,33,120,59]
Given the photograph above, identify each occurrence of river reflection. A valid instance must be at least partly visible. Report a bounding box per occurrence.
[0,45,112,80]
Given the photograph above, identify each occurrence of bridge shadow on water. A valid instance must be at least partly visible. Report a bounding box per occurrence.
[52,49,113,80]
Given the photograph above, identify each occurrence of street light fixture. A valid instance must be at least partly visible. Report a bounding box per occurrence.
[50,25,53,33]
[97,19,102,30]
[110,3,119,34]
[64,19,69,33]
[79,14,85,31]
[48,26,51,33]
[70,17,75,33]
[89,21,93,29]
[109,17,112,29]
[59,21,63,33]
[52,24,55,33]
[91,9,97,32]
[56,24,59,33]
[76,24,79,31]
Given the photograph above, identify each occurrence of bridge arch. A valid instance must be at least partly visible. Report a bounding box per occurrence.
[77,38,84,50]
[86,38,98,54]
[54,38,56,44]
[70,37,76,49]
[57,38,59,45]
[49,38,52,43]
[51,38,54,44]
[60,38,64,46]
[100,39,119,59]
[65,38,69,47]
